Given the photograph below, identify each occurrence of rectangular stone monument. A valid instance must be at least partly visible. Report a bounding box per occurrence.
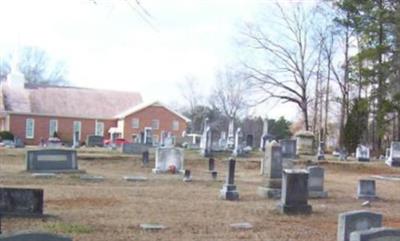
[295,131,315,155]
[386,141,400,167]
[153,147,184,174]
[307,166,328,198]
[278,169,312,215]
[26,149,83,173]
[0,188,43,216]
[220,159,239,200]
[121,143,149,155]
[258,141,282,199]
[232,128,244,157]
[357,179,377,200]
[280,139,297,160]
[86,135,104,147]
[0,232,72,241]
[356,145,370,162]
[208,158,215,171]
[350,227,400,241]
[142,150,149,167]
[337,210,382,241]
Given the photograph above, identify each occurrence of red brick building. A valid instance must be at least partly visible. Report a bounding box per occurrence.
[0,83,189,145]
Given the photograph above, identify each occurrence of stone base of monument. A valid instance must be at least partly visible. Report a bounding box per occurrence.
[317,154,325,161]
[152,168,185,174]
[357,194,378,200]
[220,184,239,201]
[29,169,86,174]
[257,186,281,199]
[386,158,400,167]
[308,190,328,199]
[357,158,370,162]
[278,203,312,215]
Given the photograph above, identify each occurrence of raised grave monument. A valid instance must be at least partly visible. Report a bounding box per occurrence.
[0,232,72,241]
[357,179,377,200]
[278,169,312,215]
[307,166,328,198]
[219,159,239,201]
[337,210,382,241]
[258,141,282,199]
[0,188,43,216]
[356,145,370,162]
[295,131,315,155]
[386,141,400,167]
[153,147,184,174]
[26,149,83,173]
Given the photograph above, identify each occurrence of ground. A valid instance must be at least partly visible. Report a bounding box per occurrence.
[0,148,400,241]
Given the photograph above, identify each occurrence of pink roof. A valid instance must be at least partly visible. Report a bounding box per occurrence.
[1,84,143,119]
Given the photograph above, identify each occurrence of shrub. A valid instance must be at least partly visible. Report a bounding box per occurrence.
[0,131,14,141]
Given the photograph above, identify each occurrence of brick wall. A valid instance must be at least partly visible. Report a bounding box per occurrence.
[123,105,188,143]
[9,114,116,145]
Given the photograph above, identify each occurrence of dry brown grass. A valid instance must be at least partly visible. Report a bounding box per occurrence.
[0,148,400,241]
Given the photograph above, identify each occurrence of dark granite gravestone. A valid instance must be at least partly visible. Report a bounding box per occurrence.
[278,169,312,215]
[337,210,383,241]
[86,135,104,147]
[258,141,283,199]
[208,158,215,171]
[307,166,328,198]
[121,143,149,155]
[220,159,239,201]
[350,227,400,241]
[0,188,43,216]
[183,169,192,182]
[211,170,218,180]
[0,232,71,241]
[142,151,149,167]
[26,149,82,173]
[357,180,377,200]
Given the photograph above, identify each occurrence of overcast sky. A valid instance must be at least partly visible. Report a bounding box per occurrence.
[0,0,319,120]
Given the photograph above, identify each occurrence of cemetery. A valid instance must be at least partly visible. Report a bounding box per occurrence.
[0,144,400,241]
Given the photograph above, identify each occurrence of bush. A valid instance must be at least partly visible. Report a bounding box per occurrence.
[0,131,14,141]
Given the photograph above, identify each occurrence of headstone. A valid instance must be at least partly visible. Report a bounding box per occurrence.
[80,175,104,182]
[233,128,243,157]
[211,170,218,180]
[0,188,43,216]
[337,210,382,241]
[260,115,268,151]
[386,141,400,167]
[350,227,400,241]
[357,179,377,200]
[163,133,174,147]
[226,119,235,150]
[230,223,253,230]
[26,149,83,173]
[317,141,325,160]
[258,141,282,199]
[183,169,192,182]
[278,169,312,215]
[153,148,184,174]
[246,134,254,147]
[340,148,348,161]
[86,135,104,147]
[280,139,296,168]
[121,143,149,155]
[14,137,24,148]
[73,131,80,148]
[123,176,147,182]
[218,132,227,151]
[307,166,328,198]
[208,158,215,171]
[295,131,315,155]
[140,224,166,231]
[356,145,370,162]
[142,151,149,167]
[0,232,72,241]
[220,159,239,201]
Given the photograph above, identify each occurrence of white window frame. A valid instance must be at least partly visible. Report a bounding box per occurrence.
[131,118,139,129]
[151,119,160,130]
[73,121,82,140]
[95,120,104,136]
[49,119,58,137]
[172,120,179,131]
[26,118,35,139]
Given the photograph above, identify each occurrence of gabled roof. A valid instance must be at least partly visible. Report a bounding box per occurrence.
[115,100,191,122]
[1,83,143,119]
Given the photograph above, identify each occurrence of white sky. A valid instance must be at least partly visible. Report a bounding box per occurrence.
[0,0,319,120]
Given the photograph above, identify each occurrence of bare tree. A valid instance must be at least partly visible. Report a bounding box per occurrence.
[178,75,204,121]
[209,67,251,120]
[242,4,321,131]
